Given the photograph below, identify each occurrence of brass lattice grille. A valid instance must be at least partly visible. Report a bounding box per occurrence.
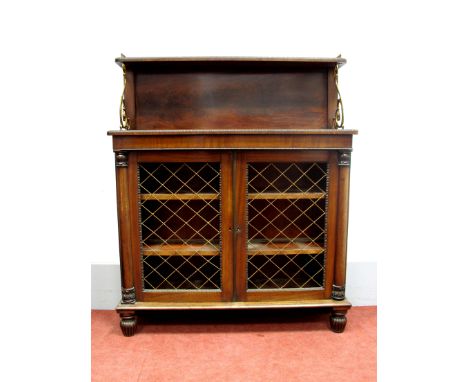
[139,162,221,290]
[247,162,328,289]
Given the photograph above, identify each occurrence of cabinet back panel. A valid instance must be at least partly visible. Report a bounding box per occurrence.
[134,71,328,130]
[140,199,220,244]
[248,198,326,244]
[248,253,325,289]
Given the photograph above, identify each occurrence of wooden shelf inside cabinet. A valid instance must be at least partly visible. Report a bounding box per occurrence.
[142,243,220,257]
[143,241,324,257]
[140,193,219,201]
[248,192,325,200]
[247,241,324,256]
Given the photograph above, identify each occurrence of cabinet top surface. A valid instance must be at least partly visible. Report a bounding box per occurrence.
[115,56,346,67]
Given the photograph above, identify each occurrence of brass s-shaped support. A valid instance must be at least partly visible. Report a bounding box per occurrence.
[333,65,344,129]
[119,63,130,130]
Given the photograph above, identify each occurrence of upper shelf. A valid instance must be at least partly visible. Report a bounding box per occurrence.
[115,56,346,68]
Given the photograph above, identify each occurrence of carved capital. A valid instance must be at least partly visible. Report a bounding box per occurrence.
[338,150,351,166]
[332,284,346,300]
[115,151,128,167]
[121,287,136,304]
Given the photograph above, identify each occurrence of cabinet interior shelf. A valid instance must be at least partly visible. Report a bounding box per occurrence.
[248,241,324,255]
[248,192,325,200]
[140,193,219,201]
[142,241,324,257]
[142,243,219,256]
[140,192,325,201]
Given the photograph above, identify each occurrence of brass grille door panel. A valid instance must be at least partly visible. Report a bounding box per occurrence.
[246,159,330,293]
[133,152,233,302]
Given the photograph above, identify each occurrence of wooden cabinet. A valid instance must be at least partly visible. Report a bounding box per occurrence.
[108,56,357,336]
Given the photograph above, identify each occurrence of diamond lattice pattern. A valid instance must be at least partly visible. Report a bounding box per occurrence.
[139,162,221,290]
[247,162,328,289]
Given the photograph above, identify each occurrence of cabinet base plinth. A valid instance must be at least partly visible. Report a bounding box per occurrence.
[116,299,351,311]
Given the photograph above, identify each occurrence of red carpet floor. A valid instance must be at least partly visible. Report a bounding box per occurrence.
[92,306,376,381]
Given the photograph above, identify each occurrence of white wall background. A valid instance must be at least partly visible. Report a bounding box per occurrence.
[1,1,468,381]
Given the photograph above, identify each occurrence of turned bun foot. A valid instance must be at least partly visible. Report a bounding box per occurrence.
[120,313,137,337]
[329,311,347,333]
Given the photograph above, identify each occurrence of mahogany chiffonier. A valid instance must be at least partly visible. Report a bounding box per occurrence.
[108,56,357,336]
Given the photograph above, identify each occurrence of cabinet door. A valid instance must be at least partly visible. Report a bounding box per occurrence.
[234,151,338,301]
[129,151,233,302]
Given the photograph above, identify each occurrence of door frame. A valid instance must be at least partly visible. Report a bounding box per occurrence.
[233,150,338,302]
[129,150,234,302]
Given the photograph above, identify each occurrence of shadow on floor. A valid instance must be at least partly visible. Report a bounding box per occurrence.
[135,308,333,334]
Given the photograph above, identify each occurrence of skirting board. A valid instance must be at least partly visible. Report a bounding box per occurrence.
[91,262,377,310]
